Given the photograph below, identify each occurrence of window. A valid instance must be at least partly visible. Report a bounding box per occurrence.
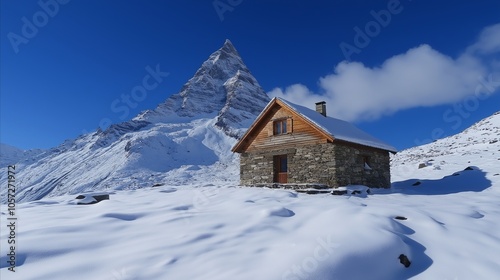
[362,156,372,170]
[274,119,287,135]
[268,118,292,137]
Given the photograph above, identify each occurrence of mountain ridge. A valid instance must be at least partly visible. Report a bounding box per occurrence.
[0,143,46,167]
[0,40,270,202]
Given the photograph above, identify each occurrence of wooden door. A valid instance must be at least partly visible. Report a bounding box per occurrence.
[274,155,288,183]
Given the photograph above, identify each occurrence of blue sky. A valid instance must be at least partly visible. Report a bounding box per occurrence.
[1,0,499,150]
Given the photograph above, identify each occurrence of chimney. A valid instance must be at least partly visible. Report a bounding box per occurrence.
[315,101,326,117]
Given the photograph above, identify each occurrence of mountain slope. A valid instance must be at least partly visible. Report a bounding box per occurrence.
[0,40,270,203]
[0,143,45,167]
[391,111,500,182]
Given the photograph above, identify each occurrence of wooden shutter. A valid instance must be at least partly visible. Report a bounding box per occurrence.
[286,118,293,134]
[267,122,274,136]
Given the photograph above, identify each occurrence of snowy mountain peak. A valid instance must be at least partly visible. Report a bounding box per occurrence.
[0,40,270,202]
[136,40,270,125]
[217,39,240,60]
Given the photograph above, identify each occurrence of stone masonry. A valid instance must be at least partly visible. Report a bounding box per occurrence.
[240,143,390,188]
[332,144,390,188]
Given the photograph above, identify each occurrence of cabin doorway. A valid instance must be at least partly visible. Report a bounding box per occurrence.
[274,155,288,183]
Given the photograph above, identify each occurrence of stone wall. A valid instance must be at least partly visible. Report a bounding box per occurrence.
[239,142,391,188]
[239,148,295,185]
[288,143,337,186]
[332,144,391,188]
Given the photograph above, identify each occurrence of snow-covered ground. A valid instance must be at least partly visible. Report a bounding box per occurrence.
[1,113,499,280]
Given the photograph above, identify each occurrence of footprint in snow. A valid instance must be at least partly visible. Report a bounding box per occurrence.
[102,213,142,221]
[191,233,214,242]
[172,205,192,211]
[470,211,485,219]
[263,207,295,218]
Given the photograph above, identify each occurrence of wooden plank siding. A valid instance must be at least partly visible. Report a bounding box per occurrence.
[245,105,329,152]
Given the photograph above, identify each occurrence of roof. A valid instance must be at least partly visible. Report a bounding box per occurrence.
[232,97,397,153]
[277,98,397,152]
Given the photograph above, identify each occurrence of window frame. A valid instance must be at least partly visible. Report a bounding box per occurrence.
[273,119,288,135]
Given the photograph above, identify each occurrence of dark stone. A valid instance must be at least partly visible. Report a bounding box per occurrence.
[76,194,109,205]
[452,173,460,176]
[395,216,407,220]
[93,194,109,202]
[366,188,371,194]
[464,166,474,171]
[152,183,164,188]
[311,184,330,190]
[331,190,348,195]
[493,174,499,176]
[398,254,411,268]
[412,181,421,186]
[418,163,426,169]
[296,189,330,195]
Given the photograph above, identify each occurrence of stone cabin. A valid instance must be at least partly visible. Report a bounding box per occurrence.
[231,97,397,188]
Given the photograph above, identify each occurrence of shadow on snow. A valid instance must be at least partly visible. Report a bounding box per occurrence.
[390,166,492,195]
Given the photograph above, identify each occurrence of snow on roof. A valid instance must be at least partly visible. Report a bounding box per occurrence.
[277,98,397,152]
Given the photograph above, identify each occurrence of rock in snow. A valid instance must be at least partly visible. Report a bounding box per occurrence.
[0,40,270,203]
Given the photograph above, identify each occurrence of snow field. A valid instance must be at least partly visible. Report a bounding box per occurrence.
[2,158,500,280]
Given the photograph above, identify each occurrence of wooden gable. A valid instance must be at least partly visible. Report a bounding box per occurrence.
[232,98,334,153]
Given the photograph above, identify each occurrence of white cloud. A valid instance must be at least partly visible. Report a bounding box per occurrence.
[467,23,500,55]
[269,23,500,122]
[268,84,319,106]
